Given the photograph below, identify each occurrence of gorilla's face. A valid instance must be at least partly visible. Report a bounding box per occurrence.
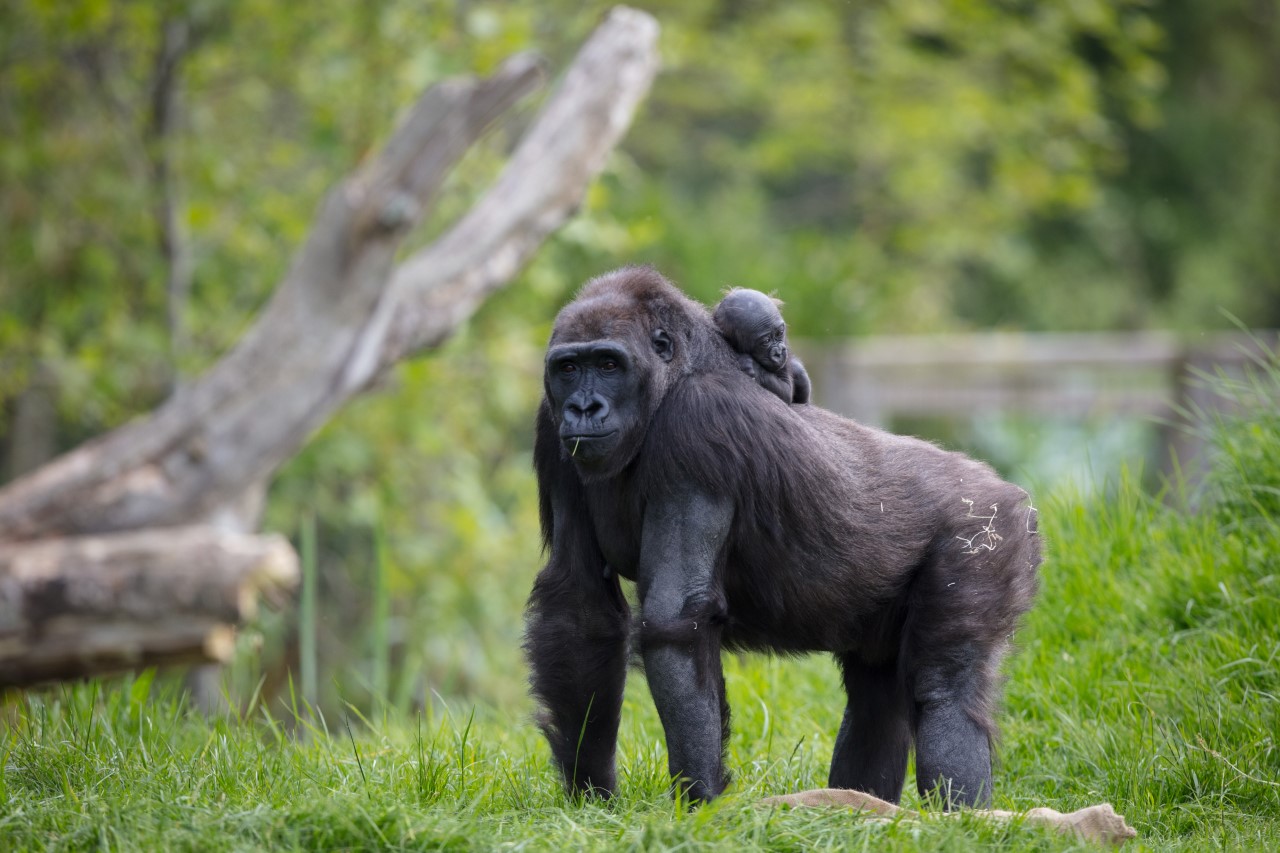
[543,326,672,481]
[545,339,639,467]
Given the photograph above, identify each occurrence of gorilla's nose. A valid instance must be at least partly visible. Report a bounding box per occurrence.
[567,394,609,423]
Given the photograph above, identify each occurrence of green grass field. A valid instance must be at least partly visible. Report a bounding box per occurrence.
[5,369,1279,850]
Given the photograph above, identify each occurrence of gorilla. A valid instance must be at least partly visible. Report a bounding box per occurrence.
[713,287,812,404]
[524,267,1039,808]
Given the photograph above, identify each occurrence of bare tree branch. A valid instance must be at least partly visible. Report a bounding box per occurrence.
[0,8,659,544]
[0,55,545,538]
[345,6,661,387]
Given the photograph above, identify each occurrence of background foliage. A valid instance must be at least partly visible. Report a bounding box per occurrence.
[2,0,1278,712]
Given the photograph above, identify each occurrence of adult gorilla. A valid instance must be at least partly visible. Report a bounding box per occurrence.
[525,267,1039,807]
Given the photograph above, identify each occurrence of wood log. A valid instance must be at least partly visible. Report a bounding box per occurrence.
[0,527,297,687]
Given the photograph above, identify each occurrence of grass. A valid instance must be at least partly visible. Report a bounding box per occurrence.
[4,364,1279,850]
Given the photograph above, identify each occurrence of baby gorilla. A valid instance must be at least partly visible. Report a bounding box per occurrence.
[713,288,811,404]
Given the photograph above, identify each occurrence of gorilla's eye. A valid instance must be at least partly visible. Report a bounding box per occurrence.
[559,362,577,375]
[600,359,620,373]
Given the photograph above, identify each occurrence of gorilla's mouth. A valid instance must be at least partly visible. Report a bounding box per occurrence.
[562,431,617,458]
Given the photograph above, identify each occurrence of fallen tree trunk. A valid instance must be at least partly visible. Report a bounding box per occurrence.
[0,528,296,686]
[0,7,659,688]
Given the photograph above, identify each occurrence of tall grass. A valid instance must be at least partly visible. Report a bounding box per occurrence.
[3,356,1278,850]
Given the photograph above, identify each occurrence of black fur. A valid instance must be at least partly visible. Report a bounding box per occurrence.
[524,267,1040,807]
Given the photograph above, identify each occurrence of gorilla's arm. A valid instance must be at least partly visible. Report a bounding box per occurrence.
[790,356,811,404]
[636,486,734,802]
[754,366,795,404]
[524,408,630,796]
[732,351,798,404]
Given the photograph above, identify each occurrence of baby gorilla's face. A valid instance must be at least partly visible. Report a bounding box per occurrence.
[751,321,788,372]
[715,289,790,374]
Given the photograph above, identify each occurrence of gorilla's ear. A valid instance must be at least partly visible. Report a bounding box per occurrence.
[652,329,674,362]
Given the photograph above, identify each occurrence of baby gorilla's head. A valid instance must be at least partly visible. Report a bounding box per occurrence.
[713,289,788,372]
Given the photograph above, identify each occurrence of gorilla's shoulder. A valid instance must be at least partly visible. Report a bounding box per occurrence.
[658,370,797,433]
[638,371,840,490]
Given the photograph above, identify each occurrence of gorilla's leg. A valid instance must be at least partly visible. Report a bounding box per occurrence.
[524,564,630,797]
[904,515,1034,810]
[828,656,911,802]
[637,490,735,803]
[641,595,729,803]
[910,654,995,809]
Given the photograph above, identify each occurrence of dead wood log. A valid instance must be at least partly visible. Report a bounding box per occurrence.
[0,7,659,687]
[0,527,297,687]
